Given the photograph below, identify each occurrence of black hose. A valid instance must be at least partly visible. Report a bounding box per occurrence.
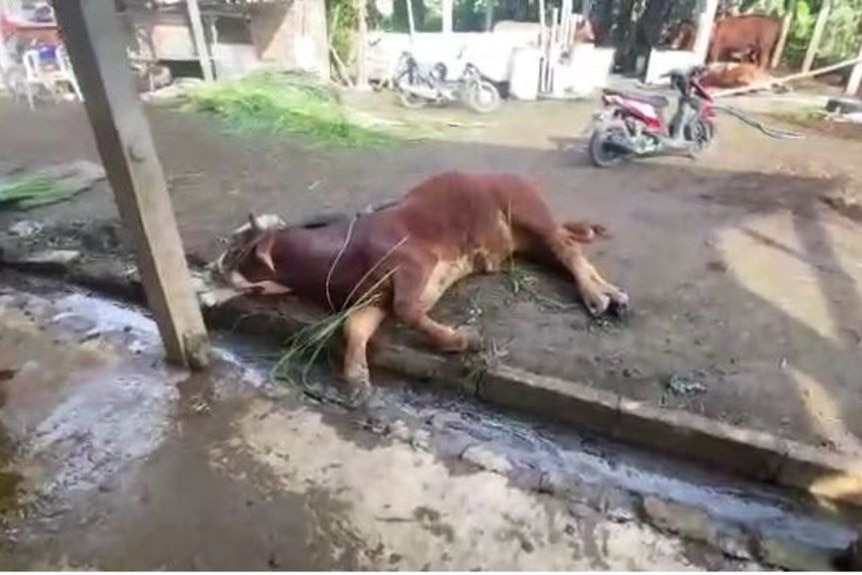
[714,105,806,140]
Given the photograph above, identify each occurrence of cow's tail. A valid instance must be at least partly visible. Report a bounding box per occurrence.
[562,221,610,243]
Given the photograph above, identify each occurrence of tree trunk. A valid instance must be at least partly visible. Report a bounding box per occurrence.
[770,7,793,69]
[484,0,495,32]
[406,0,416,38]
[355,0,370,90]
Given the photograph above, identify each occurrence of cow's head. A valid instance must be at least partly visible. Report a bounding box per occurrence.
[213,213,292,295]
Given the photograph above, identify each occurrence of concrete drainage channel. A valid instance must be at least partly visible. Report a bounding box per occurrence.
[1,249,862,569]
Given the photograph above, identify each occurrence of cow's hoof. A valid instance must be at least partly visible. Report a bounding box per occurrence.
[344,380,374,409]
[454,326,484,352]
[584,293,611,317]
[608,298,630,317]
[343,367,374,408]
[608,290,630,317]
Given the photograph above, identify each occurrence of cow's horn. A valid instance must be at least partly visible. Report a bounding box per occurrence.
[248,213,262,233]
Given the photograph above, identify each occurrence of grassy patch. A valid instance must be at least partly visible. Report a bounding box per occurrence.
[0,175,77,210]
[185,72,398,147]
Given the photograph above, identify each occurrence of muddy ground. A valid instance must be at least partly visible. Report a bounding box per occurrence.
[2,92,862,457]
[1,272,860,569]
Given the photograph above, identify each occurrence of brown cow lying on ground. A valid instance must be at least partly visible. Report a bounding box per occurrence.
[215,172,629,404]
[701,62,771,88]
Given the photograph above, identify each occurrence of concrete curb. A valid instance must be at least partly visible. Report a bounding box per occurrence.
[4,257,862,507]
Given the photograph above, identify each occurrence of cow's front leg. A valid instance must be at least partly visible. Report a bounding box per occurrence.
[392,262,482,353]
[342,305,387,405]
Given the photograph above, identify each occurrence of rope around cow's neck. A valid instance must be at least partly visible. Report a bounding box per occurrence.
[325,214,358,312]
[324,212,409,313]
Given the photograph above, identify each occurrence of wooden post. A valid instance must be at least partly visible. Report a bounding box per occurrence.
[693,0,720,63]
[846,37,862,95]
[771,7,793,69]
[538,0,546,39]
[442,0,453,32]
[186,0,214,82]
[53,0,210,370]
[405,0,416,40]
[802,0,830,73]
[485,0,495,31]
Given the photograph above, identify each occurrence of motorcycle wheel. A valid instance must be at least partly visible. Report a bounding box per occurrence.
[398,89,428,109]
[465,80,501,114]
[588,125,629,168]
[686,118,715,155]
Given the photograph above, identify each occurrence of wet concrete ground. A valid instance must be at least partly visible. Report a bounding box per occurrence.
[0,271,858,570]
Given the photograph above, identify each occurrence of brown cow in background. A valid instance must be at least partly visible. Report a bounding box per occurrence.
[708,14,781,68]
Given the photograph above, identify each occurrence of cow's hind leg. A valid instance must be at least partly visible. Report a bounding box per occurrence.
[342,305,387,405]
[392,259,482,353]
[551,230,629,316]
[510,205,628,316]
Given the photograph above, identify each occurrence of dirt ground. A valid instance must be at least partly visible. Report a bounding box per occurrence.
[2,274,860,569]
[2,91,862,456]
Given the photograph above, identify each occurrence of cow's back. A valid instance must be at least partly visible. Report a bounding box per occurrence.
[393,172,527,246]
[715,14,780,39]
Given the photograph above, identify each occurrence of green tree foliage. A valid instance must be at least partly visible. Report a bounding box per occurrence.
[327,0,358,64]
[745,0,862,66]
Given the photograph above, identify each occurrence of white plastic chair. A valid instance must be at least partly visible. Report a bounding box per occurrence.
[56,45,83,101]
[21,45,82,109]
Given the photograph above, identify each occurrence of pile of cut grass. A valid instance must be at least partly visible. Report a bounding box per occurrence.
[185,72,394,147]
[0,175,76,210]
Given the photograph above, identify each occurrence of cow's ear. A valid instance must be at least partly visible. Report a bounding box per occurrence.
[254,232,277,274]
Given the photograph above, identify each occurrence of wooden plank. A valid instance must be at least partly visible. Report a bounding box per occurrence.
[846,38,862,95]
[53,0,210,369]
[186,0,214,81]
[802,0,830,73]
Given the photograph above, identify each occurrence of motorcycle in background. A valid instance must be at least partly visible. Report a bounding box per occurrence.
[394,50,501,114]
[587,66,716,167]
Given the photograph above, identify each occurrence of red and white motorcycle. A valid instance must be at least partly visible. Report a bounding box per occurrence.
[587,66,716,167]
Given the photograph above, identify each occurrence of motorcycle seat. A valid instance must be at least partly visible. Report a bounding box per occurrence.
[603,89,669,109]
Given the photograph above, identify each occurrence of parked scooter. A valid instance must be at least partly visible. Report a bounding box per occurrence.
[394,50,501,114]
[587,66,716,167]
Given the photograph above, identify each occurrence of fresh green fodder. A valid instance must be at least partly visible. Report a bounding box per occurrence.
[0,175,77,210]
[185,72,395,147]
